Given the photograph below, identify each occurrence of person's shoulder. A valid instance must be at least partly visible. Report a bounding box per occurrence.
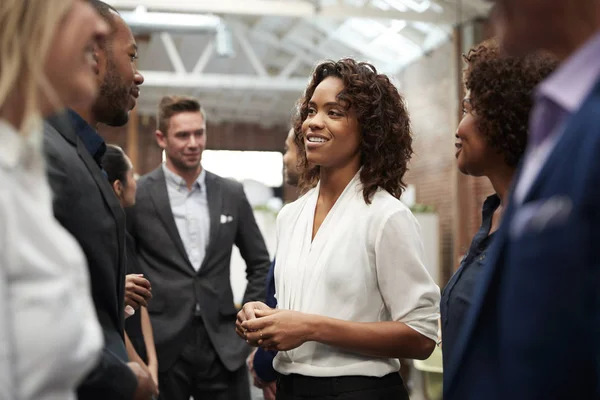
[137,166,163,187]
[43,118,60,136]
[276,188,315,222]
[43,122,80,175]
[207,171,243,192]
[42,119,68,154]
[368,189,417,226]
[369,189,411,212]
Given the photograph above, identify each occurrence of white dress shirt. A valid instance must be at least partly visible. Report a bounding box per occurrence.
[0,119,102,400]
[273,172,440,377]
[163,164,210,271]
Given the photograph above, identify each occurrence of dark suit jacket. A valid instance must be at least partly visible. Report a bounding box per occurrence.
[43,113,137,399]
[253,259,278,382]
[128,166,270,372]
[444,78,600,400]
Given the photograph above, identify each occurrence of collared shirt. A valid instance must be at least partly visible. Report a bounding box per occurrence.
[514,31,600,203]
[67,109,106,168]
[273,172,440,377]
[162,163,210,271]
[0,119,103,400]
[440,194,501,372]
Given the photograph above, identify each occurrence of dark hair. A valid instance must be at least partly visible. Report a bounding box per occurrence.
[89,0,119,49]
[293,58,413,204]
[463,39,558,167]
[89,0,119,23]
[102,144,131,185]
[157,95,206,134]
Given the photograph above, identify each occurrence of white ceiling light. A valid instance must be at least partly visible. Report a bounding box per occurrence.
[120,10,222,33]
[215,23,235,58]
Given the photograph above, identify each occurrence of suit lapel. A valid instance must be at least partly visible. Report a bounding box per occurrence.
[75,137,127,301]
[48,112,127,316]
[147,167,195,275]
[201,171,222,271]
[76,141,119,220]
[48,112,124,229]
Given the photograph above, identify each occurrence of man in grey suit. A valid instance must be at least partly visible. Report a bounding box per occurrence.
[127,95,270,400]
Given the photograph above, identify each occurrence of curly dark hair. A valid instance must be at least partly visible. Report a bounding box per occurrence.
[292,58,413,204]
[463,39,558,167]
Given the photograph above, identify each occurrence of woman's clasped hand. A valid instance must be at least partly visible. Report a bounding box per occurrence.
[236,301,316,352]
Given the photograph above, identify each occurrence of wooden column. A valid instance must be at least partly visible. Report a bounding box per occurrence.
[126,107,139,172]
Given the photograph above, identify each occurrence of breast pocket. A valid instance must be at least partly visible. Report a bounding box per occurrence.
[504,210,592,319]
[216,209,237,242]
[502,213,593,353]
[453,254,487,306]
[508,211,589,271]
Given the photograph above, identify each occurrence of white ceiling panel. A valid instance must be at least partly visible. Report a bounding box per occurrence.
[110,0,491,125]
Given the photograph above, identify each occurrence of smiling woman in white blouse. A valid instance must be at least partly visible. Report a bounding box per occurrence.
[236,58,440,400]
[0,1,108,399]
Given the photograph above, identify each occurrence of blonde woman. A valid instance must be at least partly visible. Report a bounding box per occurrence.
[0,1,109,399]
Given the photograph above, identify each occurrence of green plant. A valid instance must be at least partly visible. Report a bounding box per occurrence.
[410,204,436,213]
[252,204,279,217]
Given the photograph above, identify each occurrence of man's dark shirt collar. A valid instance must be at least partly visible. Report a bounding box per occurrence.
[67,109,106,168]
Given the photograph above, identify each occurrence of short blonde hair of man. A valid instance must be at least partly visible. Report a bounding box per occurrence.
[0,0,71,133]
[157,95,207,135]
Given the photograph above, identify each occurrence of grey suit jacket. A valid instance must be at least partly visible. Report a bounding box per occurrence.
[128,166,270,372]
[43,113,137,400]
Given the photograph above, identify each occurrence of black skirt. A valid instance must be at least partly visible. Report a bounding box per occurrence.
[276,372,410,400]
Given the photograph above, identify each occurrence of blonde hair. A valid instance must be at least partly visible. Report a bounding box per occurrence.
[0,0,72,133]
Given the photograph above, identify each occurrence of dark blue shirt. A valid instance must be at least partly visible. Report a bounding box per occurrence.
[67,109,106,168]
[253,259,277,382]
[440,194,501,372]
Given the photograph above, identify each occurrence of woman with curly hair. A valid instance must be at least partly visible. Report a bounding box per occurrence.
[440,39,558,369]
[236,58,440,399]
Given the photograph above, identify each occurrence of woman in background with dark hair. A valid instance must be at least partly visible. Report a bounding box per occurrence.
[440,39,557,369]
[237,58,440,400]
[102,144,159,389]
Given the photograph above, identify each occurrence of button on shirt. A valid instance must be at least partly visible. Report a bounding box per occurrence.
[441,194,500,372]
[162,164,210,271]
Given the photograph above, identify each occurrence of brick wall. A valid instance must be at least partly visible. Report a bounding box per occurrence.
[398,40,458,284]
[397,35,494,285]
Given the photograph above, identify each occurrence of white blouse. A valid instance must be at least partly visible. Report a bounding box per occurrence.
[273,172,440,377]
[0,119,102,400]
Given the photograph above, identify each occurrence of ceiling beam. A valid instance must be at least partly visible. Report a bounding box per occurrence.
[159,32,187,74]
[192,41,215,74]
[278,54,304,78]
[139,71,308,91]
[231,24,268,77]
[229,19,316,72]
[108,0,485,24]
